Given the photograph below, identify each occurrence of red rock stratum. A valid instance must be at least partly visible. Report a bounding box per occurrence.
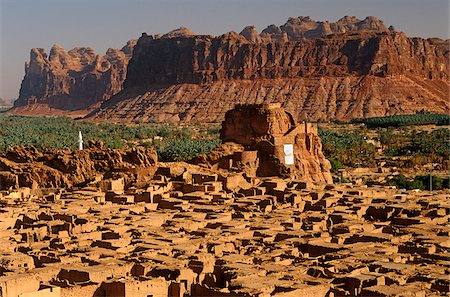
[10,40,136,115]
[10,16,449,121]
[91,27,449,122]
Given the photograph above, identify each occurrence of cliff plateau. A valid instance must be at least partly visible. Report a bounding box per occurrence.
[91,27,449,122]
[10,16,449,121]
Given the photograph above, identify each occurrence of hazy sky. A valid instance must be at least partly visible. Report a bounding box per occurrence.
[0,0,449,101]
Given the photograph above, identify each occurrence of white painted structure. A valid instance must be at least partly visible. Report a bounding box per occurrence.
[78,131,83,151]
[283,144,294,165]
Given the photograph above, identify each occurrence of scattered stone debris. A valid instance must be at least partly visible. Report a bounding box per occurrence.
[0,142,157,190]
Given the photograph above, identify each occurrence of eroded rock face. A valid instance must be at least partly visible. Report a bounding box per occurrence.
[122,30,448,86]
[221,103,296,146]
[0,143,157,190]
[239,26,262,43]
[13,40,136,111]
[161,27,196,39]
[217,104,332,183]
[12,16,450,121]
[264,15,387,41]
[93,27,449,122]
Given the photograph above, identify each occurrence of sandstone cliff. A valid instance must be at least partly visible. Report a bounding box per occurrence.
[260,15,387,41]
[122,30,447,86]
[92,27,449,122]
[11,16,450,121]
[12,40,136,112]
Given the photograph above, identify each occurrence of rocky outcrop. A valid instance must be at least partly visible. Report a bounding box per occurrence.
[0,143,157,190]
[260,15,387,41]
[92,76,448,122]
[195,104,332,183]
[12,40,136,112]
[239,26,262,43]
[161,27,196,39]
[91,26,449,122]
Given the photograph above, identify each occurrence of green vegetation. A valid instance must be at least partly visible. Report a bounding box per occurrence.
[380,128,449,165]
[1,114,448,168]
[387,175,450,190]
[318,128,376,172]
[0,115,221,161]
[351,113,450,128]
[156,138,221,162]
[0,115,151,150]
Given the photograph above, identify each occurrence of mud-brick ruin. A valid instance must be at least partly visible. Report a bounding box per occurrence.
[220,103,332,183]
[0,104,448,297]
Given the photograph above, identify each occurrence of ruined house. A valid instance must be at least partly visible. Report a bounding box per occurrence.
[220,103,333,183]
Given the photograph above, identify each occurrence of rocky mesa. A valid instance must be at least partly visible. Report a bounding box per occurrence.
[10,16,449,121]
[9,40,136,116]
[90,16,449,122]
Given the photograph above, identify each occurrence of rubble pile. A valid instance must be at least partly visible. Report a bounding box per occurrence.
[0,142,158,190]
